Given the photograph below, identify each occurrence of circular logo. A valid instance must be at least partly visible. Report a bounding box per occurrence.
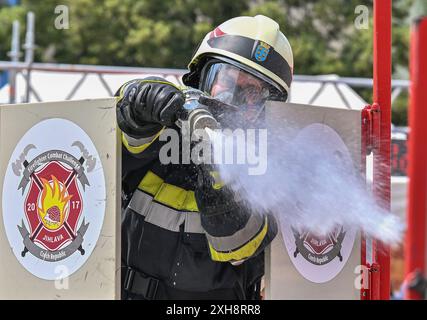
[281,123,357,283]
[2,118,106,280]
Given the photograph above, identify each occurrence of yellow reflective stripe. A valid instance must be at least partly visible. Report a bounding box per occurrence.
[122,128,164,154]
[155,183,188,210]
[212,182,223,190]
[208,217,268,262]
[138,171,199,212]
[155,185,198,212]
[138,171,164,195]
[210,171,224,190]
[183,191,198,212]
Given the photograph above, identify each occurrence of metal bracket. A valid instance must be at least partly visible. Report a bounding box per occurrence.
[361,262,381,300]
[361,103,380,156]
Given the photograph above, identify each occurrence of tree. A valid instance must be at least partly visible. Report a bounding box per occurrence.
[0,0,249,68]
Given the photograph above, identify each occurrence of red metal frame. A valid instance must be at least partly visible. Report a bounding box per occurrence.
[370,0,392,300]
[360,101,386,300]
[405,17,427,300]
[360,106,370,300]
[359,0,392,300]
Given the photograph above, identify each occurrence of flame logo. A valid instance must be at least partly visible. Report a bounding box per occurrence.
[38,176,72,230]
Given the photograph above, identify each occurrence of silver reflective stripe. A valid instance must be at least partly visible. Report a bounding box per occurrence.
[145,202,184,232]
[129,189,204,234]
[206,213,265,251]
[123,132,157,147]
[128,189,153,216]
[184,212,204,234]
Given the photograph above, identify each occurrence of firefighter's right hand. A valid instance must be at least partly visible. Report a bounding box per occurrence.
[116,77,185,135]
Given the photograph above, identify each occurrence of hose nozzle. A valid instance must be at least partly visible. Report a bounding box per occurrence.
[175,88,220,134]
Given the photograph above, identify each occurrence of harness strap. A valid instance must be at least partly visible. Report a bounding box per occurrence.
[123,267,159,300]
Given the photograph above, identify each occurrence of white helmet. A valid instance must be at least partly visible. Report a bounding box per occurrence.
[183,15,294,101]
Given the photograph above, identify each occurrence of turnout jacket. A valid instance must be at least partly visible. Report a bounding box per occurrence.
[117,79,277,300]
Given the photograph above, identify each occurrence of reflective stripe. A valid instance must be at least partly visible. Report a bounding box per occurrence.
[128,189,154,216]
[208,217,269,262]
[138,171,164,196]
[182,192,198,212]
[129,189,204,234]
[138,171,199,212]
[183,211,205,234]
[209,171,224,190]
[206,213,264,252]
[123,132,159,147]
[122,129,164,154]
[145,202,186,232]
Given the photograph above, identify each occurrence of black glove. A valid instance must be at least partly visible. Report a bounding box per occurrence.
[116,77,185,136]
[194,164,241,216]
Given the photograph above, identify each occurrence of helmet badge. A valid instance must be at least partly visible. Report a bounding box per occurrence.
[254,41,270,62]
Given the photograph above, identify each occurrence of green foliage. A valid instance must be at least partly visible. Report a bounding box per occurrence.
[0,0,415,124]
[0,0,249,68]
[392,92,409,126]
[0,5,26,56]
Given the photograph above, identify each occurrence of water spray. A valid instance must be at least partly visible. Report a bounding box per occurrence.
[209,112,404,246]
[174,89,403,246]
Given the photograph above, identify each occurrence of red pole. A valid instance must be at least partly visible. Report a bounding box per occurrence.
[373,0,392,300]
[405,17,427,300]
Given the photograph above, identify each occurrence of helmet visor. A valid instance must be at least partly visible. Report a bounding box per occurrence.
[201,62,275,121]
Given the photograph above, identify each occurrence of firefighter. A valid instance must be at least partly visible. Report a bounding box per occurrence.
[117,15,293,300]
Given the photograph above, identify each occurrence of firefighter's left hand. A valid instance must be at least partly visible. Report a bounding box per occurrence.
[194,165,239,216]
